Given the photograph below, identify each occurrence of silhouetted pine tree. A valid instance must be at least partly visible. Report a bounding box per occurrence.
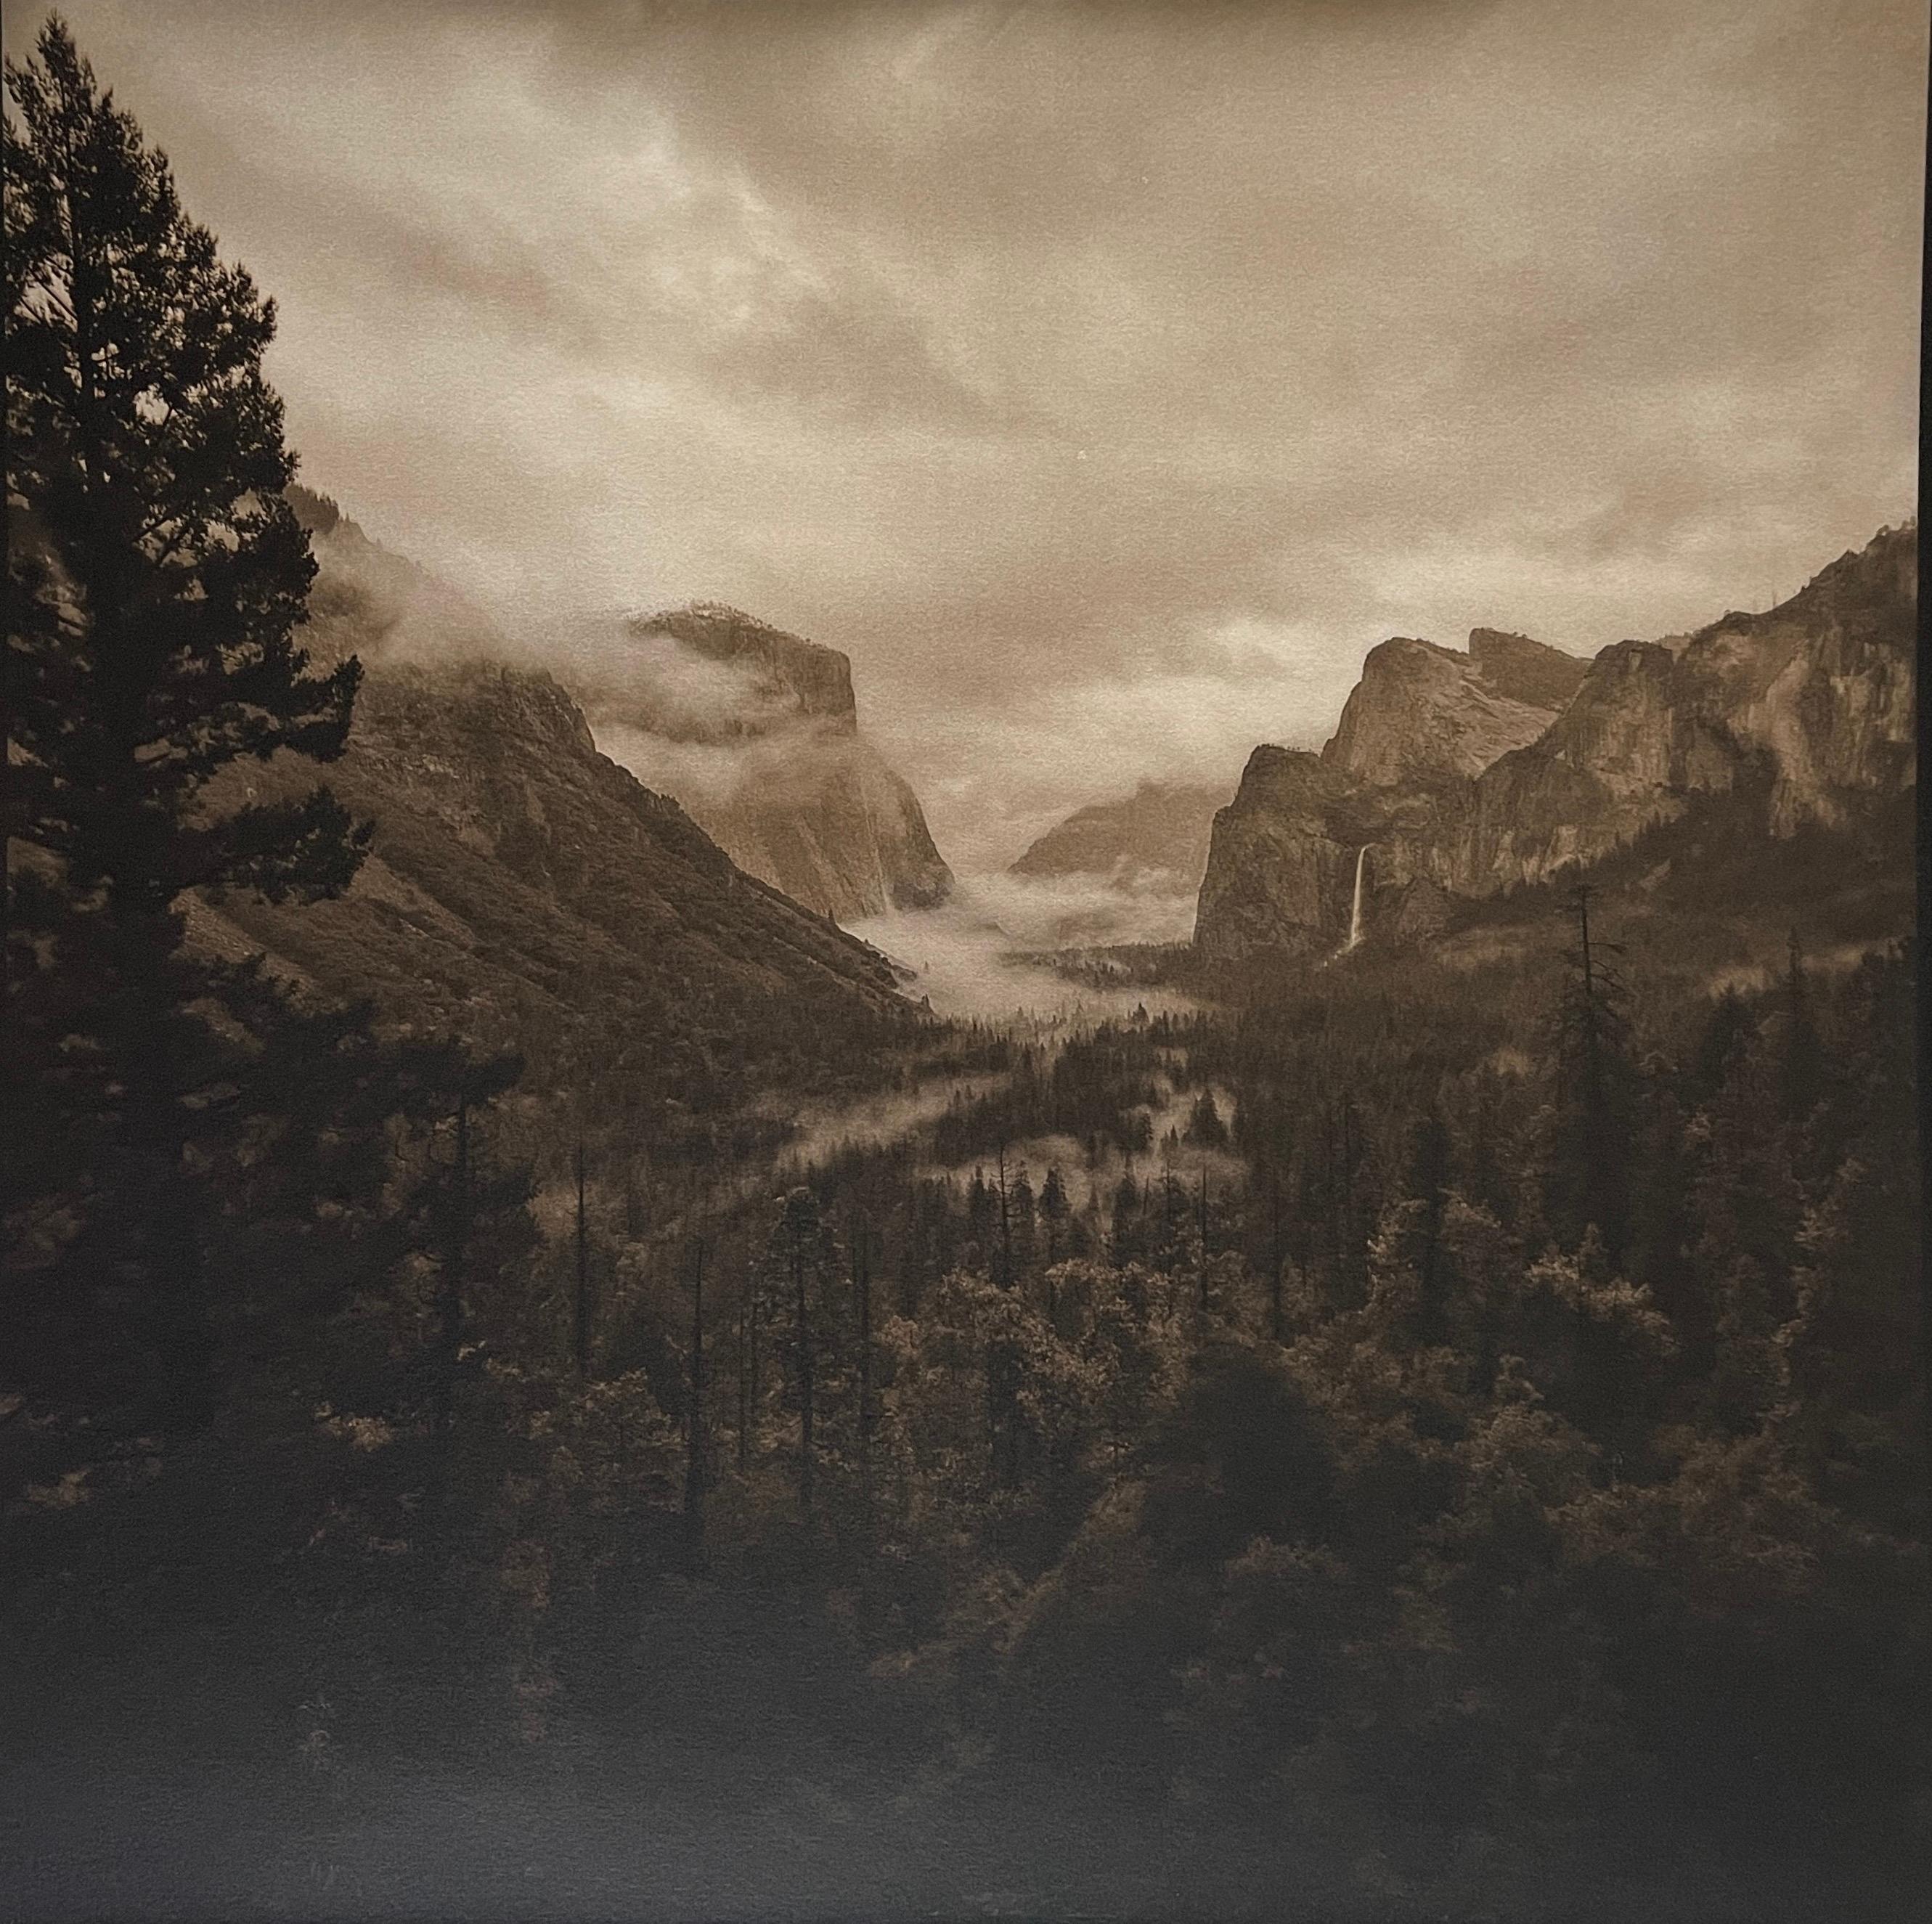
[572,1132,594,1377]
[682,1239,707,1570]
[409,1048,531,1441]
[4,22,366,1422]
[1691,1027,1805,1433]
[1184,1089,1228,1147]
[1627,1082,1707,1378]
[1038,1162,1070,1276]
[1692,985,1756,1107]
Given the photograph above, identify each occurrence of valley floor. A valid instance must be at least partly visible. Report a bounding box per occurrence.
[4,839,1923,1924]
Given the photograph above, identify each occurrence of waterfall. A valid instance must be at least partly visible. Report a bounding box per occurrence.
[1346,844,1369,951]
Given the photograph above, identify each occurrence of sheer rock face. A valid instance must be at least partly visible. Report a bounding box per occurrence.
[1194,748,1461,956]
[1321,630,1586,788]
[1457,523,1917,888]
[599,604,954,923]
[640,603,857,728]
[1469,627,1599,711]
[1195,523,1917,955]
[1010,781,1226,894]
[1193,751,1364,958]
[284,495,953,926]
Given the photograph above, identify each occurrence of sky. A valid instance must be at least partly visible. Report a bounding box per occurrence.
[6,0,1923,870]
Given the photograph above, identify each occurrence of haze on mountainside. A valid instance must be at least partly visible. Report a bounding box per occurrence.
[293,494,954,921]
[11,0,1920,879]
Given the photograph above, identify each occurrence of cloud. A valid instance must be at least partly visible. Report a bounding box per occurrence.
[965,871,1203,951]
[845,900,1202,1027]
[592,714,864,820]
[463,606,871,819]
[17,0,1920,874]
[534,617,801,743]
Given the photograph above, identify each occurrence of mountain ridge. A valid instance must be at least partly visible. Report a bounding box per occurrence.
[1321,626,1589,789]
[284,486,954,928]
[1009,779,1227,890]
[1194,521,1916,956]
[203,493,916,1121]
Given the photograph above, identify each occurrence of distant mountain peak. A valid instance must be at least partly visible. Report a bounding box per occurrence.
[627,603,857,727]
[1467,627,1597,709]
[1009,778,1228,901]
[603,604,952,919]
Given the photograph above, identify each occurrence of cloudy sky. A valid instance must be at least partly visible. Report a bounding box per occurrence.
[9,0,1923,868]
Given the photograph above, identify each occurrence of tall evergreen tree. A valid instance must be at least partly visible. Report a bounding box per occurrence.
[1692,985,1756,1106]
[1039,1162,1070,1311]
[683,1239,707,1570]
[4,20,367,1419]
[1184,1089,1228,1148]
[412,1049,532,1442]
[1401,1104,1454,1347]
[572,1131,594,1377]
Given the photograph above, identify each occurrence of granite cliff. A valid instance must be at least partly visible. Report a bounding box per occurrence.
[1322,628,1588,788]
[591,604,954,924]
[1195,523,1916,956]
[288,492,952,928]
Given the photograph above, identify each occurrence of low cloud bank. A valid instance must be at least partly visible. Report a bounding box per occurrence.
[768,1072,1009,1173]
[307,521,862,827]
[966,869,1199,950]
[847,896,1197,1027]
[593,713,859,819]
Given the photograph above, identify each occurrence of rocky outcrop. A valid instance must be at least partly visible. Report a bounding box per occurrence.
[1322,629,1586,788]
[641,602,856,725]
[593,604,954,923]
[1455,523,1917,890]
[1197,619,1591,955]
[1194,748,1461,957]
[285,493,953,926]
[1469,627,1597,711]
[1037,627,1581,955]
[1193,751,1358,958]
[1195,523,1916,955]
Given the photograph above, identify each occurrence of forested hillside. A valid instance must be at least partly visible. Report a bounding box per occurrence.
[7,874,1920,1917]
